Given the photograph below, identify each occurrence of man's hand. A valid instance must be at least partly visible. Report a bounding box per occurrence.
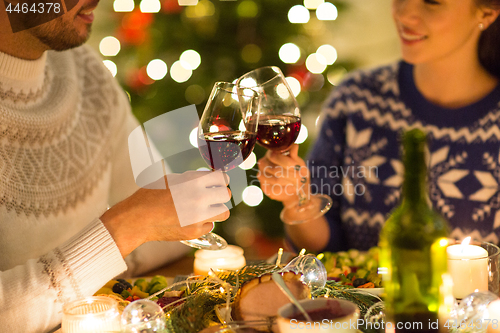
[101,170,231,257]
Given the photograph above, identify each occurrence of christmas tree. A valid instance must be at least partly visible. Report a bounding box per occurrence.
[95,0,354,255]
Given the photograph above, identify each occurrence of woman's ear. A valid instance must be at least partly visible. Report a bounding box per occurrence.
[477,6,500,30]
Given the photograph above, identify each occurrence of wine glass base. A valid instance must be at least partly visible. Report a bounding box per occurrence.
[280,194,333,225]
[180,232,228,250]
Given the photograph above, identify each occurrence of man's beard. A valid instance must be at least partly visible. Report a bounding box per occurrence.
[30,16,91,51]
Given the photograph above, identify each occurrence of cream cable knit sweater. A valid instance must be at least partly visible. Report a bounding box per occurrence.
[0,45,189,332]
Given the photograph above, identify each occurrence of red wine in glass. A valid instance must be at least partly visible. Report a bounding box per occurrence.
[198,131,257,171]
[256,114,301,152]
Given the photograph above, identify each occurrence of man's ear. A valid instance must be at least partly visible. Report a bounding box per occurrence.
[478,6,500,29]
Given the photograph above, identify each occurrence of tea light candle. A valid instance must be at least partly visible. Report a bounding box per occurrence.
[62,296,121,333]
[487,300,500,333]
[447,237,488,299]
[194,245,246,276]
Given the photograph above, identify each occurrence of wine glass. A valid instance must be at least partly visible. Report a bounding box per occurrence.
[180,82,259,250]
[237,66,332,225]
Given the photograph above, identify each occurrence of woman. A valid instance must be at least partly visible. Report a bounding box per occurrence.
[258,0,500,252]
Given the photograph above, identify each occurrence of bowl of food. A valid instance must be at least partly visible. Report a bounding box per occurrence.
[318,247,384,296]
[277,298,360,333]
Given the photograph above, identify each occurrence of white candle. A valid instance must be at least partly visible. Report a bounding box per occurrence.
[446,237,488,299]
[487,300,500,333]
[194,245,246,276]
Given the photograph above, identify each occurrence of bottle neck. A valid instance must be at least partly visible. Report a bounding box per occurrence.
[401,134,428,207]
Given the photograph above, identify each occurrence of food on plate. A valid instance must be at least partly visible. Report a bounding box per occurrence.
[233,271,310,331]
[94,275,170,303]
[318,247,383,288]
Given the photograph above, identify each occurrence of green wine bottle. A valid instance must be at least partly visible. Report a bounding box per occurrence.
[379,129,450,333]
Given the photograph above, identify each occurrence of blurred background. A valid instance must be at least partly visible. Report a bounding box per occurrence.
[88,0,400,259]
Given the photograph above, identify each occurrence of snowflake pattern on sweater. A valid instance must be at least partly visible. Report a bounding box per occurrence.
[308,61,500,252]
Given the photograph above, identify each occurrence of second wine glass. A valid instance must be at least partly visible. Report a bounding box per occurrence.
[237,66,332,225]
[180,82,259,250]
[237,66,301,153]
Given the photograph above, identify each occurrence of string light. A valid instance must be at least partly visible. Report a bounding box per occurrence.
[146,59,168,80]
[102,60,117,77]
[242,186,264,207]
[285,76,301,97]
[170,61,193,83]
[189,127,199,147]
[140,0,161,12]
[288,5,310,24]
[295,124,308,144]
[317,44,337,65]
[305,53,327,74]
[99,36,121,56]
[178,0,198,5]
[304,0,324,10]
[180,50,201,70]
[113,0,134,12]
[279,43,301,64]
[316,2,337,20]
[239,152,256,170]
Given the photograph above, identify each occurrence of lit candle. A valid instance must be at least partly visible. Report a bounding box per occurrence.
[487,300,500,333]
[194,245,246,276]
[446,237,488,299]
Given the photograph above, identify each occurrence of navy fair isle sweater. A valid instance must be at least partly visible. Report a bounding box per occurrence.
[308,61,500,252]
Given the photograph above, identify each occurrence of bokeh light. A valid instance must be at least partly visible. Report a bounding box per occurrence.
[235,226,256,247]
[239,152,257,170]
[113,0,134,12]
[180,50,201,70]
[178,0,198,5]
[185,0,215,17]
[242,185,264,207]
[185,85,206,104]
[279,43,301,64]
[241,44,262,63]
[189,127,199,147]
[305,53,327,74]
[317,44,337,65]
[288,5,310,24]
[295,124,308,144]
[304,0,324,9]
[102,60,117,77]
[99,36,121,56]
[316,2,337,20]
[276,83,291,100]
[327,66,348,85]
[237,0,258,18]
[285,76,301,97]
[146,59,168,80]
[170,60,193,83]
[140,0,161,12]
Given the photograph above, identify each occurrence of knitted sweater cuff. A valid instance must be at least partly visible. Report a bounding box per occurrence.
[57,218,127,297]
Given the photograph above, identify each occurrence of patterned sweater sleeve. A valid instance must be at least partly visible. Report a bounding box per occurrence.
[0,218,127,333]
[306,84,350,252]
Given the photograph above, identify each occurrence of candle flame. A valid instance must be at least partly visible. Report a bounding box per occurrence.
[461,236,472,246]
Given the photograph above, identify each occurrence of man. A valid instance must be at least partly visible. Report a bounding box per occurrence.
[0,1,230,331]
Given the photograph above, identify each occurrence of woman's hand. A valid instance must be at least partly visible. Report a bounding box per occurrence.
[101,170,231,257]
[257,144,310,208]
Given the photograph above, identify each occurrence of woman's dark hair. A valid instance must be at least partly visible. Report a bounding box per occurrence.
[478,0,500,78]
